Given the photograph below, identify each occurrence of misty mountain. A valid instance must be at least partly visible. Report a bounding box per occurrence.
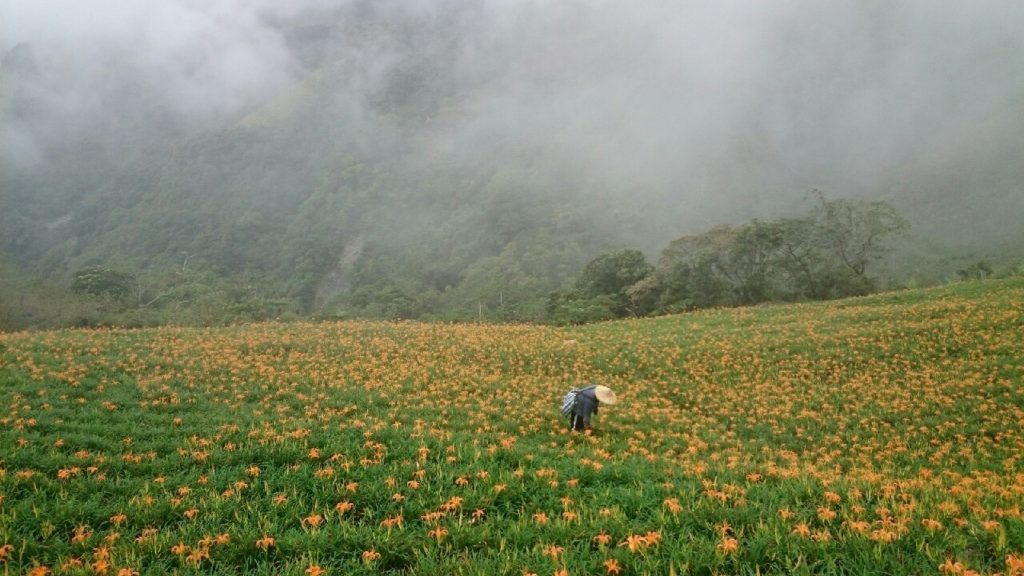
[885,92,1024,270]
[2,1,1023,325]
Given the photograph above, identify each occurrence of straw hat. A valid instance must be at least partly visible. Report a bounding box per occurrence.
[594,385,618,405]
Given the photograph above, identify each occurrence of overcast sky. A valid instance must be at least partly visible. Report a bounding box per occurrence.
[4,0,1023,223]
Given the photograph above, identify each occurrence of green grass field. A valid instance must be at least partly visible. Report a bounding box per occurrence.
[2,278,1023,575]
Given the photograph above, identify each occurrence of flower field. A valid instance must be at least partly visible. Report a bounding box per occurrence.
[2,278,1023,575]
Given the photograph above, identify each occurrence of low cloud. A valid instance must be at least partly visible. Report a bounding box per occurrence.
[3,0,1022,226]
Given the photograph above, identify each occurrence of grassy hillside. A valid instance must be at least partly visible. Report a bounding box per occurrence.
[1,277,1022,574]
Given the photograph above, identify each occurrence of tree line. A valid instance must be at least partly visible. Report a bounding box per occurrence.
[6,192,1019,331]
[546,193,911,324]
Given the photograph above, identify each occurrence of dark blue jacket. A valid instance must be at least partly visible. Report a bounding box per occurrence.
[569,385,599,431]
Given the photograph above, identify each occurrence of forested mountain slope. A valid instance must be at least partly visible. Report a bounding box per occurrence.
[2,1,1022,328]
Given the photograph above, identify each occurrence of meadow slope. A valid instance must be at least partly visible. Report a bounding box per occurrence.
[1,278,1023,575]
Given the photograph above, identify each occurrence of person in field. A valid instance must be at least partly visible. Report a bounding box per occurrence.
[566,384,617,431]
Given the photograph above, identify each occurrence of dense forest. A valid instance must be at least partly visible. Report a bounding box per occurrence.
[2,2,1023,330]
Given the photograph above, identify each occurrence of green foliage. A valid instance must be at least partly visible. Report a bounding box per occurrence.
[808,190,909,277]
[619,195,910,318]
[70,266,135,299]
[0,258,98,330]
[623,274,663,317]
[546,249,654,324]
[771,217,837,299]
[548,194,912,324]
[958,260,994,281]
[348,282,417,320]
[574,249,653,312]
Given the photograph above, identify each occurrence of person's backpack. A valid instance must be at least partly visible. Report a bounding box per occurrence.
[559,387,581,417]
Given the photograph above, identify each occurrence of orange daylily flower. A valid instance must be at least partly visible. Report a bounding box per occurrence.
[541,545,564,559]
[303,513,324,528]
[620,534,647,553]
[362,550,381,563]
[717,537,739,554]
